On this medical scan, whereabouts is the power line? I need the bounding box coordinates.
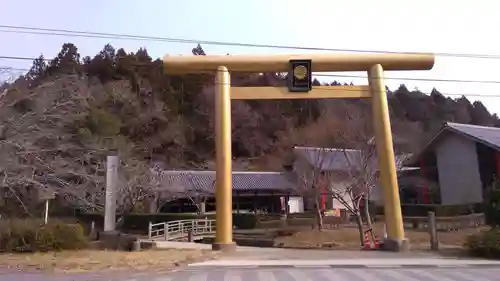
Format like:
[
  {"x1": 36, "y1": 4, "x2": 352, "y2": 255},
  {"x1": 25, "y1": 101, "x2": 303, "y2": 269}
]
[
  {"x1": 1, "y1": 69, "x2": 498, "y2": 99},
  {"x1": 1, "y1": 55, "x2": 500, "y2": 99},
  {"x1": 2, "y1": 25, "x2": 500, "y2": 60},
  {"x1": 1, "y1": 55, "x2": 500, "y2": 86},
  {"x1": 0, "y1": 29, "x2": 159, "y2": 43},
  {"x1": 0, "y1": 66, "x2": 27, "y2": 71},
  {"x1": 1, "y1": 63, "x2": 499, "y2": 99},
  {"x1": 1, "y1": 27, "x2": 500, "y2": 85},
  {"x1": 1, "y1": 26, "x2": 500, "y2": 84},
  {"x1": 313, "y1": 73, "x2": 500, "y2": 85}
]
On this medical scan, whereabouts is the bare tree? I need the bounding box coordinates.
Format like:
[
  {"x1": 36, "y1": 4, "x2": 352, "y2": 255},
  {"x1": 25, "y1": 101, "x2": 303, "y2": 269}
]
[
  {"x1": 293, "y1": 146, "x2": 335, "y2": 230},
  {"x1": 329, "y1": 102, "x2": 411, "y2": 245},
  {"x1": 293, "y1": 145, "x2": 373, "y2": 242},
  {"x1": 0, "y1": 75, "x2": 157, "y2": 217},
  {"x1": 278, "y1": 108, "x2": 343, "y2": 230},
  {"x1": 286, "y1": 101, "x2": 381, "y2": 245},
  {"x1": 196, "y1": 85, "x2": 269, "y2": 157},
  {"x1": 334, "y1": 105, "x2": 378, "y2": 245}
]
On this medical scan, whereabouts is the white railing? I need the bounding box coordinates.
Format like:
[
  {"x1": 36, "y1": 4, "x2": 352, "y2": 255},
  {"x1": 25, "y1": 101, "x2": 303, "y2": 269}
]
[{"x1": 148, "y1": 218, "x2": 216, "y2": 241}]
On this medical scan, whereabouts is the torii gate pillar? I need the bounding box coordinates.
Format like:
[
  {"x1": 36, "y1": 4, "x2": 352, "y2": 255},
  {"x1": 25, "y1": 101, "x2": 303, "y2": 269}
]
[{"x1": 163, "y1": 52, "x2": 435, "y2": 252}]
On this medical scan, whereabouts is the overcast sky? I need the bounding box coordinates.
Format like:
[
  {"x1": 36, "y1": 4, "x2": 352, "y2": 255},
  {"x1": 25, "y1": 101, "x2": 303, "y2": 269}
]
[{"x1": 2, "y1": 0, "x2": 500, "y2": 113}]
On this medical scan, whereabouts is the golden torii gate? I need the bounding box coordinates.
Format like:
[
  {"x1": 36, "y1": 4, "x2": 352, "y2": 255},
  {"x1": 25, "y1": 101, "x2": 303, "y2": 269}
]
[{"x1": 163, "y1": 53, "x2": 435, "y2": 252}]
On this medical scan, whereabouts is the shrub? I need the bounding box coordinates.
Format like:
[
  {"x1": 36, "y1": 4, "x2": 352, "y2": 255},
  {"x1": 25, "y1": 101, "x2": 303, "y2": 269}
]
[
  {"x1": 12, "y1": 98, "x2": 35, "y2": 113},
  {"x1": 398, "y1": 203, "x2": 482, "y2": 217},
  {"x1": 85, "y1": 108, "x2": 122, "y2": 136},
  {"x1": 233, "y1": 214, "x2": 258, "y2": 229},
  {"x1": 464, "y1": 228, "x2": 500, "y2": 259},
  {"x1": 485, "y1": 179, "x2": 500, "y2": 227},
  {"x1": 0, "y1": 219, "x2": 87, "y2": 253}
]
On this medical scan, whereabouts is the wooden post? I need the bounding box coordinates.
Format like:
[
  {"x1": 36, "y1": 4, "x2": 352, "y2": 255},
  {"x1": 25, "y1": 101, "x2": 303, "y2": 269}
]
[
  {"x1": 43, "y1": 199, "x2": 49, "y2": 224},
  {"x1": 188, "y1": 229, "x2": 194, "y2": 242},
  {"x1": 164, "y1": 222, "x2": 168, "y2": 240},
  {"x1": 285, "y1": 195, "x2": 290, "y2": 218},
  {"x1": 235, "y1": 191, "x2": 240, "y2": 214},
  {"x1": 104, "y1": 155, "x2": 119, "y2": 232},
  {"x1": 147, "y1": 196, "x2": 158, "y2": 213},
  {"x1": 200, "y1": 202, "x2": 206, "y2": 215},
  {"x1": 428, "y1": 211, "x2": 439, "y2": 251},
  {"x1": 90, "y1": 220, "x2": 96, "y2": 239},
  {"x1": 39, "y1": 190, "x2": 55, "y2": 225},
  {"x1": 132, "y1": 240, "x2": 141, "y2": 252}
]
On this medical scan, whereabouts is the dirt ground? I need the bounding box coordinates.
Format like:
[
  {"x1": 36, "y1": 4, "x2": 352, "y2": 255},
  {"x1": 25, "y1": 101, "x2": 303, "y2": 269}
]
[
  {"x1": 274, "y1": 222, "x2": 487, "y2": 250},
  {"x1": 0, "y1": 249, "x2": 220, "y2": 273}
]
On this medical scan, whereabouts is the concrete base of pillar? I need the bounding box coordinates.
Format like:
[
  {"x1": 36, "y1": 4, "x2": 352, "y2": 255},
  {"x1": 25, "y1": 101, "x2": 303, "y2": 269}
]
[
  {"x1": 99, "y1": 230, "x2": 119, "y2": 241},
  {"x1": 212, "y1": 242, "x2": 237, "y2": 252},
  {"x1": 99, "y1": 230, "x2": 138, "y2": 251},
  {"x1": 382, "y1": 238, "x2": 410, "y2": 252}
]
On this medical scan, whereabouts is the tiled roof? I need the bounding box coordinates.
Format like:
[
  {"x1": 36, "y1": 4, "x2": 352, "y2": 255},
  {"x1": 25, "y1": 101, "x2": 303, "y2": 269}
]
[
  {"x1": 156, "y1": 170, "x2": 296, "y2": 194},
  {"x1": 406, "y1": 122, "x2": 500, "y2": 165},
  {"x1": 293, "y1": 146, "x2": 410, "y2": 172},
  {"x1": 446, "y1": 122, "x2": 500, "y2": 149}
]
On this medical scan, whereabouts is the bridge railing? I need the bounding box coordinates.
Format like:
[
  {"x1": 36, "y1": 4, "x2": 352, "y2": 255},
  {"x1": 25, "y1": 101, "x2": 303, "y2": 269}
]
[{"x1": 148, "y1": 218, "x2": 216, "y2": 240}]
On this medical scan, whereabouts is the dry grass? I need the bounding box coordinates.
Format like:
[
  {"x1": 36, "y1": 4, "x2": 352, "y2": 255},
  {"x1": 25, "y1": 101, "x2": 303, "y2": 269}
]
[
  {"x1": 274, "y1": 222, "x2": 488, "y2": 250},
  {"x1": 0, "y1": 249, "x2": 220, "y2": 273}
]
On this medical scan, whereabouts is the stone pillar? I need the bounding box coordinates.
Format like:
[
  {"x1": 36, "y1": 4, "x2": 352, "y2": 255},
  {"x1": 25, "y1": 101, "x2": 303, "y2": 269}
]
[{"x1": 104, "y1": 155, "x2": 118, "y2": 232}]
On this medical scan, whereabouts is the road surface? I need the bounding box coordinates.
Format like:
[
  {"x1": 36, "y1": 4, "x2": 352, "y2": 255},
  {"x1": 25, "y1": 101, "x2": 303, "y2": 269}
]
[
  {"x1": 3, "y1": 265, "x2": 499, "y2": 281},
  {"x1": 2, "y1": 247, "x2": 499, "y2": 281},
  {"x1": 132, "y1": 266, "x2": 500, "y2": 281}
]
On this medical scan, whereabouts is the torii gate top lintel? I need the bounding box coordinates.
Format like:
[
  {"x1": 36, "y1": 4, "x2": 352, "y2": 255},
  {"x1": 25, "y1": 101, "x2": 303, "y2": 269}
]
[{"x1": 162, "y1": 53, "x2": 435, "y2": 74}]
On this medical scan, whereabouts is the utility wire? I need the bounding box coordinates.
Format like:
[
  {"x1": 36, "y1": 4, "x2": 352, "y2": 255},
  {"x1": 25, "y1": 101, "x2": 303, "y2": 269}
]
[
  {"x1": 1, "y1": 25, "x2": 500, "y2": 59},
  {"x1": 314, "y1": 73, "x2": 500, "y2": 85},
  {"x1": 0, "y1": 66, "x2": 27, "y2": 71},
  {"x1": 1, "y1": 56, "x2": 500, "y2": 85},
  {"x1": 1, "y1": 26, "x2": 500, "y2": 84},
  {"x1": 0, "y1": 64, "x2": 499, "y2": 99},
  {"x1": 1, "y1": 25, "x2": 500, "y2": 99},
  {"x1": 2, "y1": 27, "x2": 500, "y2": 84}
]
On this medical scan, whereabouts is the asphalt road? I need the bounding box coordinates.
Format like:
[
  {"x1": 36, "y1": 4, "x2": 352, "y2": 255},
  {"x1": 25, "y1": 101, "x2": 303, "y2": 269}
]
[
  {"x1": 3, "y1": 266, "x2": 499, "y2": 281},
  {"x1": 139, "y1": 266, "x2": 500, "y2": 281}
]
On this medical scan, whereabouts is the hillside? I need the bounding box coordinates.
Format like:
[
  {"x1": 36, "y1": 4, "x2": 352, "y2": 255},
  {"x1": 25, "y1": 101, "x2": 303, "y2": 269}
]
[{"x1": 0, "y1": 43, "x2": 498, "y2": 215}]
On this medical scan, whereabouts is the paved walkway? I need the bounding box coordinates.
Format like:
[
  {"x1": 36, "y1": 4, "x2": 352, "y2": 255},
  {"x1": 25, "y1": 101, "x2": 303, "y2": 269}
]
[
  {"x1": 188, "y1": 258, "x2": 500, "y2": 267},
  {"x1": 153, "y1": 242, "x2": 456, "y2": 260},
  {"x1": 169, "y1": 266, "x2": 500, "y2": 281},
  {"x1": 81, "y1": 266, "x2": 500, "y2": 281},
  {"x1": 3, "y1": 246, "x2": 499, "y2": 281},
  {"x1": 4, "y1": 257, "x2": 500, "y2": 281},
  {"x1": 220, "y1": 248, "x2": 442, "y2": 260},
  {"x1": 5, "y1": 266, "x2": 500, "y2": 281}
]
